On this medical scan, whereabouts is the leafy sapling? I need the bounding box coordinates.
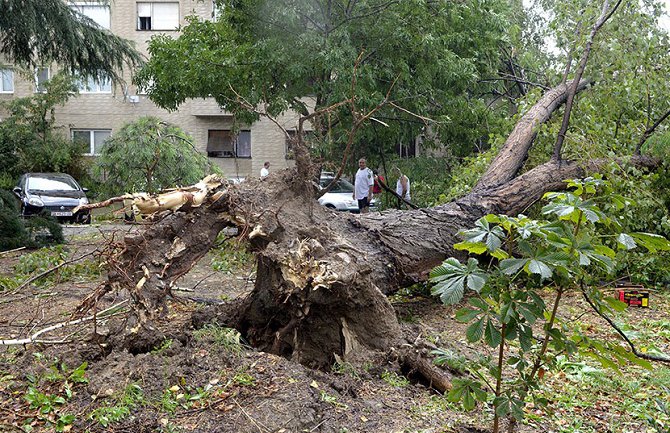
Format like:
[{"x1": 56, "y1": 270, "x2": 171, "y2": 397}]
[{"x1": 429, "y1": 177, "x2": 670, "y2": 433}]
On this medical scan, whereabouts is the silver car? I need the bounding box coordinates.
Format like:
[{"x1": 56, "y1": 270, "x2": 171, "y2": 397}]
[{"x1": 318, "y1": 175, "x2": 376, "y2": 212}]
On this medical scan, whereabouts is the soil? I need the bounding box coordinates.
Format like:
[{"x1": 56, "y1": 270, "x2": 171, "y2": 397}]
[{"x1": 0, "y1": 222, "x2": 668, "y2": 432}]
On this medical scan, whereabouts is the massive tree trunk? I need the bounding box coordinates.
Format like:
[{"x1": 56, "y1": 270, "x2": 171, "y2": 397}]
[{"x1": 92, "y1": 81, "x2": 656, "y2": 367}]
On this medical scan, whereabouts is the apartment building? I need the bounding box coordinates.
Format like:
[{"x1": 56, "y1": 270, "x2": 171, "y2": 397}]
[{"x1": 0, "y1": 0, "x2": 297, "y2": 179}]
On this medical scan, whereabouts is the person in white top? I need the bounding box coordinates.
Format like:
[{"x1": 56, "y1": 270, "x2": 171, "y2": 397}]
[
  {"x1": 260, "y1": 161, "x2": 270, "y2": 177},
  {"x1": 394, "y1": 167, "x2": 410, "y2": 207},
  {"x1": 352, "y1": 158, "x2": 374, "y2": 213}
]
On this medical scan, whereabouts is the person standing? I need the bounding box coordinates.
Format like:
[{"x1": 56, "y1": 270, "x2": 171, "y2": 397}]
[
  {"x1": 372, "y1": 169, "x2": 385, "y2": 198},
  {"x1": 260, "y1": 161, "x2": 270, "y2": 177},
  {"x1": 394, "y1": 167, "x2": 410, "y2": 208},
  {"x1": 353, "y1": 158, "x2": 374, "y2": 213}
]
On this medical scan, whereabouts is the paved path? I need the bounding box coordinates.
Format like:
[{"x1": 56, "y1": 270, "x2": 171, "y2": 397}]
[{"x1": 61, "y1": 222, "x2": 137, "y2": 239}]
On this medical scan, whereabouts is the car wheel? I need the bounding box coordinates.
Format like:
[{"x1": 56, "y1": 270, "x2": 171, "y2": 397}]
[{"x1": 325, "y1": 204, "x2": 336, "y2": 209}]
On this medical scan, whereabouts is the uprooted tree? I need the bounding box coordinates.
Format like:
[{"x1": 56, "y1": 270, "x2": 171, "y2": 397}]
[
  {"x1": 75, "y1": 79, "x2": 657, "y2": 369},
  {"x1": 72, "y1": 0, "x2": 668, "y2": 371}
]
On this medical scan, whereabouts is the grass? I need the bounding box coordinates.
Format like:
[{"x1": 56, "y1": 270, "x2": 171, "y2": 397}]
[
  {"x1": 528, "y1": 326, "x2": 670, "y2": 432},
  {"x1": 209, "y1": 239, "x2": 253, "y2": 273},
  {"x1": 192, "y1": 324, "x2": 244, "y2": 354}
]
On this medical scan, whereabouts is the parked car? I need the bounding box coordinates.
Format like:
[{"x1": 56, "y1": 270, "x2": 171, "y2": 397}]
[
  {"x1": 318, "y1": 174, "x2": 376, "y2": 212},
  {"x1": 13, "y1": 173, "x2": 91, "y2": 224}
]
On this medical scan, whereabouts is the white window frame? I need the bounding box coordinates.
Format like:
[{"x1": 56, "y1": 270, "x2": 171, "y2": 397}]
[
  {"x1": 35, "y1": 67, "x2": 50, "y2": 93},
  {"x1": 78, "y1": 75, "x2": 112, "y2": 94},
  {"x1": 137, "y1": 2, "x2": 180, "y2": 31},
  {"x1": 72, "y1": 129, "x2": 112, "y2": 155},
  {"x1": 0, "y1": 68, "x2": 14, "y2": 93},
  {"x1": 71, "y1": 2, "x2": 111, "y2": 29}
]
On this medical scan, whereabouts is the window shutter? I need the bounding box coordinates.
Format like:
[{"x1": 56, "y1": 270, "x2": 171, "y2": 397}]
[
  {"x1": 137, "y1": 3, "x2": 151, "y2": 17},
  {"x1": 152, "y1": 3, "x2": 179, "y2": 30},
  {"x1": 81, "y1": 5, "x2": 111, "y2": 29}
]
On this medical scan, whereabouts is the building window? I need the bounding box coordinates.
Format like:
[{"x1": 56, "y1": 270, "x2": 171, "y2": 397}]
[
  {"x1": 207, "y1": 130, "x2": 251, "y2": 158},
  {"x1": 35, "y1": 67, "x2": 50, "y2": 93},
  {"x1": 71, "y1": 3, "x2": 111, "y2": 29},
  {"x1": 77, "y1": 75, "x2": 112, "y2": 93},
  {"x1": 137, "y1": 2, "x2": 179, "y2": 30},
  {"x1": 0, "y1": 69, "x2": 13, "y2": 93},
  {"x1": 396, "y1": 140, "x2": 416, "y2": 158},
  {"x1": 72, "y1": 129, "x2": 112, "y2": 155}
]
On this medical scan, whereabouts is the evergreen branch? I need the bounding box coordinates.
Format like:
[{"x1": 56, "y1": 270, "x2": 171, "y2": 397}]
[{"x1": 0, "y1": 0, "x2": 142, "y2": 83}]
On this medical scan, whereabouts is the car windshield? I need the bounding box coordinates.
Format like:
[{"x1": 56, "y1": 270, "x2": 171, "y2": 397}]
[
  {"x1": 320, "y1": 178, "x2": 354, "y2": 193},
  {"x1": 27, "y1": 176, "x2": 78, "y2": 192}
]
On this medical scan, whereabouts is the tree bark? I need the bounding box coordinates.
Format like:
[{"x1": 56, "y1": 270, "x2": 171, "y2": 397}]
[{"x1": 474, "y1": 79, "x2": 590, "y2": 191}]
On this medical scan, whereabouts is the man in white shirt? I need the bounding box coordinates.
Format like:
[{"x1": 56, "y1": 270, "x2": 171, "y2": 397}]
[
  {"x1": 260, "y1": 161, "x2": 270, "y2": 177},
  {"x1": 394, "y1": 167, "x2": 410, "y2": 208},
  {"x1": 352, "y1": 158, "x2": 374, "y2": 213}
]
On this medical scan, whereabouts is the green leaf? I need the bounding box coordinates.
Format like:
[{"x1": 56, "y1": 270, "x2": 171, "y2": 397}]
[
  {"x1": 466, "y1": 317, "x2": 485, "y2": 343},
  {"x1": 630, "y1": 232, "x2": 670, "y2": 253},
  {"x1": 604, "y1": 297, "x2": 628, "y2": 312},
  {"x1": 462, "y1": 388, "x2": 476, "y2": 410},
  {"x1": 455, "y1": 308, "x2": 480, "y2": 323},
  {"x1": 517, "y1": 303, "x2": 541, "y2": 324},
  {"x1": 616, "y1": 233, "x2": 637, "y2": 250},
  {"x1": 469, "y1": 297, "x2": 490, "y2": 311},
  {"x1": 430, "y1": 258, "x2": 488, "y2": 304},
  {"x1": 527, "y1": 259, "x2": 552, "y2": 279},
  {"x1": 459, "y1": 217, "x2": 506, "y2": 253},
  {"x1": 499, "y1": 258, "x2": 527, "y2": 275},
  {"x1": 453, "y1": 241, "x2": 487, "y2": 254},
  {"x1": 518, "y1": 324, "x2": 533, "y2": 352},
  {"x1": 490, "y1": 248, "x2": 509, "y2": 260},
  {"x1": 484, "y1": 319, "x2": 502, "y2": 348}
]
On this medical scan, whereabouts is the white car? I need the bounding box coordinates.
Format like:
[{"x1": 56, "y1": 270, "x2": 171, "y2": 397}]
[{"x1": 318, "y1": 176, "x2": 376, "y2": 212}]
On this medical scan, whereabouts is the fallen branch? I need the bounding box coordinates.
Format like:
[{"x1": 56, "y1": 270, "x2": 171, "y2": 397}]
[
  {"x1": 0, "y1": 246, "x2": 26, "y2": 256},
  {"x1": 0, "y1": 300, "x2": 129, "y2": 346},
  {"x1": 74, "y1": 174, "x2": 224, "y2": 215},
  {"x1": 581, "y1": 284, "x2": 670, "y2": 364},
  {"x1": 10, "y1": 249, "x2": 98, "y2": 295},
  {"x1": 397, "y1": 346, "x2": 453, "y2": 393}
]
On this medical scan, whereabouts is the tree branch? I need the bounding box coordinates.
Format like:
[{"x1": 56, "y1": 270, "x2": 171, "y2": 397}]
[
  {"x1": 552, "y1": 0, "x2": 623, "y2": 161},
  {"x1": 581, "y1": 284, "x2": 670, "y2": 364},
  {"x1": 634, "y1": 107, "x2": 670, "y2": 155},
  {"x1": 474, "y1": 79, "x2": 590, "y2": 192}
]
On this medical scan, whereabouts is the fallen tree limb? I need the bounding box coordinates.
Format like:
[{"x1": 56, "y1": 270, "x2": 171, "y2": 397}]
[
  {"x1": 397, "y1": 346, "x2": 453, "y2": 393},
  {"x1": 581, "y1": 284, "x2": 670, "y2": 365},
  {"x1": 10, "y1": 249, "x2": 98, "y2": 295},
  {"x1": 0, "y1": 300, "x2": 128, "y2": 346},
  {"x1": 74, "y1": 174, "x2": 224, "y2": 215}
]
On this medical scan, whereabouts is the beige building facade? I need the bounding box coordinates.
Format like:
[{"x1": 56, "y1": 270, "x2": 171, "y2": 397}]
[{"x1": 0, "y1": 0, "x2": 297, "y2": 179}]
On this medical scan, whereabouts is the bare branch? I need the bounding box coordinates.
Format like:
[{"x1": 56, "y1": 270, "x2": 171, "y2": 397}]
[
  {"x1": 553, "y1": 0, "x2": 623, "y2": 161},
  {"x1": 581, "y1": 284, "x2": 670, "y2": 364},
  {"x1": 0, "y1": 300, "x2": 129, "y2": 346}
]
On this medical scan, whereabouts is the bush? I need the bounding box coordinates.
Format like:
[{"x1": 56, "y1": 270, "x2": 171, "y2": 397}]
[
  {"x1": 0, "y1": 189, "x2": 64, "y2": 251},
  {"x1": 0, "y1": 189, "x2": 28, "y2": 251}
]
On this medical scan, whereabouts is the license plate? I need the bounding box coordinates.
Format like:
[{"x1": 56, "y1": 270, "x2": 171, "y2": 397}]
[{"x1": 51, "y1": 211, "x2": 73, "y2": 217}]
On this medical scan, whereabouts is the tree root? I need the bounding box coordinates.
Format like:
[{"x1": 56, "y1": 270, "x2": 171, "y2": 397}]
[{"x1": 396, "y1": 345, "x2": 454, "y2": 393}]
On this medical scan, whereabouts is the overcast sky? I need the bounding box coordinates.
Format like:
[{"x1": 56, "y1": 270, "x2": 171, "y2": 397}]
[{"x1": 662, "y1": 0, "x2": 670, "y2": 30}]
